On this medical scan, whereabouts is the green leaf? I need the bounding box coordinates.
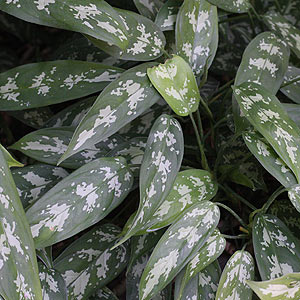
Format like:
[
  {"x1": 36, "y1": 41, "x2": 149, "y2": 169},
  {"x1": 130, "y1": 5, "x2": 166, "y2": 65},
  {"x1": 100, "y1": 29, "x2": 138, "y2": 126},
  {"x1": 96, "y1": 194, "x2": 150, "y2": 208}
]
[
  {"x1": 215, "y1": 250, "x2": 255, "y2": 300},
  {"x1": 134, "y1": 0, "x2": 164, "y2": 20},
  {"x1": 233, "y1": 82, "x2": 300, "y2": 183},
  {"x1": 207, "y1": 0, "x2": 250, "y2": 13},
  {"x1": 11, "y1": 164, "x2": 69, "y2": 209},
  {"x1": 0, "y1": 0, "x2": 129, "y2": 51},
  {"x1": 155, "y1": 0, "x2": 181, "y2": 31},
  {"x1": 264, "y1": 12, "x2": 300, "y2": 59},
  {"x1": 247, "y1": 273, "x2": 300, "y2": 300},
  {"x1": 243, "y1": 131, "x2": 297, "y2": 188},
  {"x1": 147, "y1": 55, "x2": 200, "y2": 116},
  {"x1": 89, "y1": 287, "x2": 119, "y2": 300},
  {"x1": 147, "y1": 168, "x2": 218, "y2": 231},
  {"x1": 287, "y1": 184, "x2": 300, "y2": 214},
  {"x1": 252, "y1": 214, "x2": 300, "y2": 280},
  {"x1": 88, "y1": 8, "x2": 166, "y2": 61},
  {"x1": 176, "y1": 0, "x2": 218, "y2": 76},
  {"x1": 59, "y1": 63, "x2": 162, "y2": 162},
  {"x1": 54, "y1": 223, "x2": 129, "y2": 299},
  {"x1": 0, "y1": 61, "x2": 122, "y2": 110},
  {"x1": 0, "y1": 144, "x2": 23, "y2": 168},
  {"x1": 283, "y1": 103, "x2": 300, "y2": 128},
  {"x1": 139, "y1": 201, "x2": 220, "y2": 300},
  {"x1": 0, "y1": 147, "x2": 42, "y2": 300},
  {"x1": 26, "y1": 157, "x2": 133, "y2": 248},
  {"x1": 281, "y1": 66, "x2": 300, "y2": 104},
  {"x1": 115, "y1": 114, "x2": 184, "y2": 246}
]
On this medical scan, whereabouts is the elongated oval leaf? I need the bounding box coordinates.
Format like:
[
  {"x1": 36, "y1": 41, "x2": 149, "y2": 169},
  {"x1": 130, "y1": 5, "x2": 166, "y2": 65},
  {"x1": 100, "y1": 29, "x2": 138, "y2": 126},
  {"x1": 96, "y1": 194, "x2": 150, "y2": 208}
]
[
  {"x1": 207, "y1": 0, "x2": 250, "y2": 13},
  {"x1": 252, "y1": 214, "x2": 300, "y2": 280},
  {"x1": 155, "y1": 0, "x2": 181, "y2": 31},
  {"x1": 26, "y1": 157, "x2": 133, "y2": 248},
  {"x1": 264, "y1": 12, "x2": 300, "y2": 58},
  {"x1": 54, "y1": 223, "x2": 129, "y2": 299},
  {"x1": 139, "y1": 201, "x2": 220, "y2": 300},
  {"x1": 59, "y1": 63, "x2": 162, "y2": 162},
  {"x1": 176, "y1": 0, "x2": 218, "y2": 76},
  {"x1": 233, "y1": 82, "x2": 300, "y2": 182},
  {"x1": 281, "y1": 66, "x2": 300, "y2": 104},
  {"x1": 0, "y1": 0, "x2": 128, "y2": 50},
  {"x1": 247, "y1": 273, "x2": 300, "y2": 300},
  {"x1": 243, "y1": 131, "x2": 297, "y2": 188},
  {"x1": 147, "y1": 55, "x2": 200, "y2": 116},
  {"x1": 134, "y1": 0, "x2": 163, "y2": 20},
  {"x1": 0, "y1": 144, "x2": 23, "y2": 168},
  {"x1": 0, "y1": 61, "x2": 122, "y2": 110},
  {"x1": 215, "y1": 250, "x2": 255, "y2": 300},
  {"x1": 115, "y1": 114, "x2": 184, "y2": 246},
  {"x1": 0, "y1": 147, "x2": 42, "y2": 299},
  {"x1": 288, "y1": 184, "x2": 300, "y2": 213}
]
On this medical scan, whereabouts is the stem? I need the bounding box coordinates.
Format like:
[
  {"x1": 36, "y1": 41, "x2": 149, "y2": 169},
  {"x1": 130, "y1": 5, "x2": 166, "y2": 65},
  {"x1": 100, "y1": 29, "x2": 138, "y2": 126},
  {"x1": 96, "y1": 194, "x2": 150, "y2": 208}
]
[
  {"x1": 196, "y1": 110, "x2": 204, "y2": 139},
  {"x1": 222, "y1": 234, "x2": 249, "y2": 240},
  {"x1": 216, "y1": 79, "x2": 235, "y2": 95},
  {"x1": 215, "y1": 202, "x2": 249, "y2": 229},
  {"x1": 204, "y1": 117, "x2": 227, "y2": 142},
  {"x1": 283, "y1": 0, "x2": 292, "y2": 14},
  {"x1": 219, "y1": 14, "x2": 249, "y2": 24},
  {"x1": 274, "y1": 0, "x2": 283, "y2": 14},
  {"x1": 189, "y1": 113, "x2": 210, "y2": 171},
  {"x1": 248, "y1": 11, "x2": 256, "y2": 37},
  {"x1": 250, "y1": 4, "x2": 262, "y2": 21},
  {"x1": 280, "y1": 76, "x2": 300, "y2": 88},
  {"x1": 199, "y1": 95, "x2": 214, "y2": 121},
  {"x1": 161, "y1": 48, "x2": 172, "y2": 59}
]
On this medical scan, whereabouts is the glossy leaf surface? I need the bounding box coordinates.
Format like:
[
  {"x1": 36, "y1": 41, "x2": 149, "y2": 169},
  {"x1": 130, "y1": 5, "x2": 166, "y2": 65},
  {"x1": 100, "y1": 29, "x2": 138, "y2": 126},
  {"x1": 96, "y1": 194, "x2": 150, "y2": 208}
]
[
  {"x1": 288, "y1": 184, "x2": 300, "y2": 213},
  {"x1": 0, "y1": 144, "x2": 23, "y2": 168},
  {"x1": 134, "y1": 0, "x2": 163, "y2": 20},
  {"x1": 155, "y1": 0, "x2": 181, "y2": 31},
  {"x1": 281, "y1": 66, "x2": 300, "y2": 104},
  {"x1": 207, "y1": 0, "x2": 250, "y2": 13}
]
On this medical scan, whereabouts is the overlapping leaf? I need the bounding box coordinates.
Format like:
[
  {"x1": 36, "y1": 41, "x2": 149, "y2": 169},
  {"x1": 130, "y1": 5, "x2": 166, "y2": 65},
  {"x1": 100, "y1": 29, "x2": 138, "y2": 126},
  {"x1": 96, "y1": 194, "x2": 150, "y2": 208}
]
[
  {"x1": 0, "y1": 147, "x2": 42, "y2": 299},
  {"x1": 59, "y1": 63, "x2": 162, "y2": 162},
  {"x1": 252, "y1": 214, "x2": 300, "y2": 280},
  {"x1": 283, "y1": 103, "x2": 300, "y2": 127},
  {"x1": 0, "y1": 61, "x2": 122, "y2": 110},
  {"x1": 176, "y1": 0, "x2": 218, "y2": 77},
  {"x1": 287, "y1": 184, "x2": 300, "y2": 213},
  {"x1": 215, "y1": 250, "x2": 255, "y2": 300},
  {"x1": 155, "y1": 0, "x2": 181, "y2": 31},
  {"x1": 233, "y1": 82, "x2": 300, "y2": 182},
  {"x1": 281, "y1": 66, "x2": 300, "y2": 104},
  {"x1": 134, "y1": 0, "x2": 163, "y2": 20},
  {"x1": 0, "y1": 144, "x2": 23, "y2": 168},
  {"x1": 89, "y1": 287, "x2": 119, "y2": 300},
  {"x1": 207, "y1": 0, "x2": 250, "y2": 13},
  {"x1": 147, "y1": 55, "x2": 200, "y2": 116},
  {"x1": 139, "y1": 201, "x2": 220, "y2": 300},
  {"x1": 54, "y1": 223, "x2": 129, "y2": 299},
  {"x1": 0, "y1": 0, "x2": 129, "y2": 50},
  {"x1": 26, "y1": 157, "x2": 133, "y2": 248}
]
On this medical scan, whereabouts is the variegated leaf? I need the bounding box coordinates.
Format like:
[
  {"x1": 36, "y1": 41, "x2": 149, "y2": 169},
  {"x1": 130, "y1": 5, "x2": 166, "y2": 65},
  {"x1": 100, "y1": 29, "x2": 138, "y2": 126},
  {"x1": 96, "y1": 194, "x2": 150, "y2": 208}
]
[
  {"x1": 26, "y1": 157, "x2": 133, "y2": 248},
  {"x1": 11, "y1": 164, "x2": 69, "y2": 209},
  {"x1": 281, "y1": 66, "x2": 300, "y2": 104},
  {"x1": 288, "y1": 184, "x2": 300, "y2": 213},
  {"x1": 247, "y1": 273, "x2": 300, "y2": 300},
  {"x1": 89, "y1": 287, "x2": 119, "y2": 300},
  {"x1": 155, "y1": 0, "x2": 181, "y2": 31},
  {"x1": 147, "y1": 55, "x2": 200, "y2": 116},
  {"x1": 207, "y1": 0, "x2": 250, "y2": 13},
  {"x1": 134, "y1": 0, "x2": 164, "y2": 20},
  {"x1": 215, "y1": 250, "x2": 255, "y2": 300},
  {"x1": 0, "y1": 146, "x2": 42, "y2": 299},
  {"x1": 54, "y1": 224, "x2": 129, "y2": 300},
  {"x1": 0, "y1": 0, "x2": 129, "y2": 50},
  {"x1": 176, "y1": 0, "x2": 218, "y2": 77},
  {"x1": 233, "y1": 82, "x2": 300, "y2": 183},
  {"x1": 139, "y1": 201, "x2": 220, "y2": 300},
  {"x1": 264, "y1": 12, "x2": 300, "y2": 58},
  {"x1": 243, "y1": 131, "x2": 297, "y2": 188},
  {"x1": 0, "y1": 144, "x2": 23, "y2": 168},
  {"x1": 0, "y1": 61, "x2": 122, "y2": 110},
  {"x1": 253, "y1": 214, "x2": 300, "y2": 280},
  {"x1": 88, "y1": 8, "x2": 166, "y2": 61},
  {"x1": 59, "y1": 63, "x2": 162, "y2": 162},
  {"x1": 115, "y1": 114, "x2": 184, "y2": 246}
]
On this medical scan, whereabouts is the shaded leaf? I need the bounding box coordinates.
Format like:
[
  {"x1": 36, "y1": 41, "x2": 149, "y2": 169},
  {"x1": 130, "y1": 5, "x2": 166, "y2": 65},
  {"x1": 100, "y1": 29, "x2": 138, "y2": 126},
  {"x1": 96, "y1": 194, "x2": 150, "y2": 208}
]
[
  {"x1": 283, "y1": 103, "x2": 300, "y2": 128},
  {"x1": 134, "y1": 0, "x2": 164, "y2": 20},
  {"x1": 0, "y1": 144, "x2": 23, "y2": 168},
  {"x1": 207, "y1": 0, "x2": 250, "y2": 13},
  {"x1": 89, "y1": 287, "x2": 119, "y2": 300},
  {"x1": 287, "y1": 184, "x2": 300, "y2": 213},
  {"x1": 155, "y1": 0, "x2": 181, "y2": 31},
  {"x1": 281, "y1": 66, "x2": 300, "y2": 104}
]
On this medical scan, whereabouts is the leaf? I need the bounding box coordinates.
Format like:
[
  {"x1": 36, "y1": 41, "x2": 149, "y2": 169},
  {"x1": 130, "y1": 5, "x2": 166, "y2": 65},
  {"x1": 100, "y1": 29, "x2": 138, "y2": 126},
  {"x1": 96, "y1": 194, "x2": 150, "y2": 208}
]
[
  {"x1": 147, "y1": 168, "x2": 218, "y2": 231},
  {"x1": 176, "y1": 0, "x2": 218, "y2": 76},
  {"x1": 155, "y1": 0, "x2": 181, "y2": 31},
  {"x1": 283, "y1": 103, "x2": 300, "y2": 128},
  {"x1": 233, "y1": 82, "x2": 300, "y2": 183},
  {"x1": 11, "y1": 164, "x2": 69, "y2": 209},
  {"x1": 59, "y1": 63, "x2": 162, "y2": 162},
  {"x1": 10, "y1": 126, "x2": 126, "y2": 169},
  {"x1": 215, "y1": 250, "x2": 255, "y2": 300},
  {"x1": 89, "y1": 287, "x2": 119, "y2": 300},
  {"x1": 0, "y1": 0, "x2": 129, "y2": 51},
  {"x1": 0, "y1": 60, "x2": 122, "y2": 110},
  {"x1": 139, "y1": 201, "x2": 220, "y2": 300},
  {"x1": 147, "y1": 55, "x2": 200, "y2": 116},
  {"x1": 177, "y1": 229, "x2": 225, "y2": 300},
  {"x1": 0, "y1": 144, "x2": 23, "y2": 168},
  {"x1": 115, "y1": 114, "x2": 184, "y2": 246},
  {"x1": 287, "y1": 184, "x2": 300, "y2": 214},
  {"x1": 88, "y1": 8, "x2": 166, "y2": 61},
  {"x1": 134, "y1": 0, "x2": 164, "y2": 20},
  {"x1": 207, "y1": 0, "x2": 250, "y2": 13},
  {"x1": 252, "y1": 214, "x2": 300, "y2": 280},
  {"x1": 247, "y1": 273, "x2": 300, "y2": 300},
  {"x1": 38, "y1": 262, "x2": 67, "y2": 300},
  {"x1": 26, "y1": 157, "x2": 133, "y2": 248},
  {"x1": 54, "y1": 223, "x2": 129, "y2": 299},
  {"x1": 281, "y1": 66, "x2": 300, "y2": 104},
  {"x1": 243, "y1": 131, "x2": 297, "y2": 188},
  {"x1": 0, "y1": 147, "x2": 42, "y2": 300},
  {"x1": 264, "y1": 12, "x2": 300, "y2": 59}
]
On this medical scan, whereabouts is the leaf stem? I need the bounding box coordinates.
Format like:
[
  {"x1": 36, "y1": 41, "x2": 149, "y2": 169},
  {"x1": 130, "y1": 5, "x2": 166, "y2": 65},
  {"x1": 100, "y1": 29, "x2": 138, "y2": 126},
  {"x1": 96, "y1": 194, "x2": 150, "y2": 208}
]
[
  {"x1": 199, "y1": 95, "x2": 214, "y2": 121},
  {"x1": 161, "y1": 48, "x2": 172, "y2": 59},
  {"x1": 249, "y1": 4, "x2": 262, "y2": 21},
  {"x1": 280, "y1": 76, "x2": 300, "y2": 88},
  {"x1": 222, "y1": 234, "x2": 249, "y2": 239},
  {"x1": 219, "y1": 14, "x2": 249, "y2": 24},
  {"x1": 274, "y1": 0, "x2": 283, "y2": 14}
]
